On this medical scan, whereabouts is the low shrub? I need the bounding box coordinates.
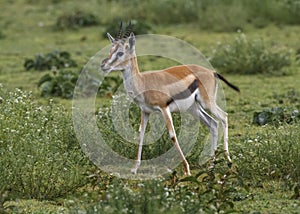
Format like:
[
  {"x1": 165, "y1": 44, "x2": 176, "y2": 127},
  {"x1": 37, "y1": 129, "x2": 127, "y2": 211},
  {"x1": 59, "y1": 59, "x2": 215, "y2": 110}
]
[
  {"x1": 0, "y1": 87, "x2": 90, "y2": 202},
  {"x1": 69, "y1": 156, "x2": 248, "y2": 213},
  {"x1": 279, "y1": 0, "x2": 300, "y2": 25},
  {"x1": 37, "y1": 70, "x2": 123, "y2": 99},
  {"x1": 108, "y1": 0, "x2": 300, "y2": 31},
  {"x1": 253, "y1": 107, "x2": 299, "y2": 126},
  {"x1": 55, "y1": 11, "x2": 98, "y2": 30},
  {"x1": 38, "y1": 69, "x2": 78, "y2": 99},
  {"x1": 210, "y1": 34, "x2": 293, "y2": 75},
  {"x1": 234, "y1": 124, "x2": 300, "y2": 185},
  {"x1": 24, "y1": 50, "x2": 77, "y2": 71}
]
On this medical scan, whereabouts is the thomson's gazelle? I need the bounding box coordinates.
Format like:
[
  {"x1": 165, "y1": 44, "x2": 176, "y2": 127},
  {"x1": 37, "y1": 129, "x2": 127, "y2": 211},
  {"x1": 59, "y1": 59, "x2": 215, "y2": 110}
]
[{"x1": 101, "y1": 23, "x2": 240, "y2": 175}]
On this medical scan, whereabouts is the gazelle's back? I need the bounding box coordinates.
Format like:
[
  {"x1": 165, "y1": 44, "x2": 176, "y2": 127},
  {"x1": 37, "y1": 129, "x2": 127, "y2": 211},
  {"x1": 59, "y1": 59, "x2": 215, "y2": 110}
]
[{"x1": 140, "y1": 64, "x2": 217, "y2": 110}]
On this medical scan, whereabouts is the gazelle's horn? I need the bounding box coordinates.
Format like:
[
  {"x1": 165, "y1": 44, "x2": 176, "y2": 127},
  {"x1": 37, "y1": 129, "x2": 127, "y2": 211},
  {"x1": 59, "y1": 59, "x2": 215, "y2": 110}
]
[
  {"x1": 122, "y1": 21, "x2": 132, "y2": 42},
  {"x1": 116, "y1": 21, "x2": 123, "y2": 40}
]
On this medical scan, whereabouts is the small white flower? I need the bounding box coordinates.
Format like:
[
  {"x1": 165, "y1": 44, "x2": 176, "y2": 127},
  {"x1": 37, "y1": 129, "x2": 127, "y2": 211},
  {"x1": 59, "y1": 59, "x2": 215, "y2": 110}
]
[{"x1": 38, "y1": 22, "x2": 44, "y2": 27}]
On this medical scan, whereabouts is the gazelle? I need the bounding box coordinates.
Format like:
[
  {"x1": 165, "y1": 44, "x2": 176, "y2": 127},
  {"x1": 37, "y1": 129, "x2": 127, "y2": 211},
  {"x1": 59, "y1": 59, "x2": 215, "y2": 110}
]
[{"x1": 101, "y1": 22, "x2": 240, "y2": 176}]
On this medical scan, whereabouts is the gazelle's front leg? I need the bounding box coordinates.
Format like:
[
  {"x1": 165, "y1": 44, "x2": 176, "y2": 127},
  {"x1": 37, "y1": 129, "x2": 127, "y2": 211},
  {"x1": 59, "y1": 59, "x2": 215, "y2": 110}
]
[
  {"x1": 131, "y1": 111, "x2": 149, "y2": 174},
  {"x1": 161, "y1": 107, "x2": 191, "y2": 176}
]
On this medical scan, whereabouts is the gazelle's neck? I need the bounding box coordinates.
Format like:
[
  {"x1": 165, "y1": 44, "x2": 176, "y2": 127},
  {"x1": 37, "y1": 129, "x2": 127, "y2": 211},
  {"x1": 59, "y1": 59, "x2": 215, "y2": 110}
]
[
  {"x1": 122, "y1": 55, "x2": 141, "y2": 98},
  {"x1": 123, "y1": 55, "x2": 140, "y2": 76}
]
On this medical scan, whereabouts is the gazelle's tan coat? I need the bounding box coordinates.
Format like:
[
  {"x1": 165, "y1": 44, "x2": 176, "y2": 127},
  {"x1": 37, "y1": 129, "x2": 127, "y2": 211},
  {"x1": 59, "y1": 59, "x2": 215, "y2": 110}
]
[{"x1": 101, "y1": 24, "x2": 239, "y2": 175}]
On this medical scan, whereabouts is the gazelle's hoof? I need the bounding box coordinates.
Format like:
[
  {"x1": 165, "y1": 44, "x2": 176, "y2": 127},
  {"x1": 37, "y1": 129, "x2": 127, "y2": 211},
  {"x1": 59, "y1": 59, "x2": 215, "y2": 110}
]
[
  {"x1": 131, "y1": 161, "x2": 140, "y2": 174},
  {"x1": 184, "y1": 170, "x2": 191, "y2": 176},
  {"x1": 131, "y1": 168, "x2": 137, "y2": 174},
  {"x1": 224, "y1": 150, "x2": 232, "y2": 163}
]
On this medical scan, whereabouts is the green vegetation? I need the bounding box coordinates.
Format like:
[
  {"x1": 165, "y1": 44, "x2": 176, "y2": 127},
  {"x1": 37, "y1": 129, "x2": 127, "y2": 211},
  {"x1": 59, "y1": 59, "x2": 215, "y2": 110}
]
[
  {"x1": 210, "y1": 33, "x2": 294, "y2": 75},
  {"x1": 0, "y1": 87, "x2": 90, "y2": 202},
  {"x1": 69, "y1": 159, "x2": 248, "y2": 213},
  {"x1": 55, "y1": 11, "x2": 98, "y2": 30},
  {"x1": 24, "y1": 50, "x2": 77, "y2": 71},
  {"x1": 38, "y1": 69, "x2": 79, "y2": 99},
  {"x1": 0, "y1": 0, "x2": 299, "y2": 213},
  {"x1": 106, "y1": 0, "x2": 300, "y2": 31},
  {"x1": 253, "y1": 107, "x2": 299, "y2": 126}
]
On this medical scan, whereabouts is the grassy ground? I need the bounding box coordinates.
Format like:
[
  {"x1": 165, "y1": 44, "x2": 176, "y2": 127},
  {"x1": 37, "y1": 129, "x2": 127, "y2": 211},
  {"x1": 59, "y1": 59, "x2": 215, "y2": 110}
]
[
  {"x1": 1, "y1": 0, "x2": 300, "y2": 213},
  {"x1": 4, "y1": 184, "x2": 299, "y2": 213}
]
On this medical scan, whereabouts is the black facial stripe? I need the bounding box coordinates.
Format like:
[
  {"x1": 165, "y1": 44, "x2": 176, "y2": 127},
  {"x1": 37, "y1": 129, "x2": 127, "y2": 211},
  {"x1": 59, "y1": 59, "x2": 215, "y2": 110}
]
[
  {"x1": 166, "y1": 79, "x2": 198, "y2": 106},
  {"x1": 101, "y1": 58, "x2": 108, "y2": 65}
]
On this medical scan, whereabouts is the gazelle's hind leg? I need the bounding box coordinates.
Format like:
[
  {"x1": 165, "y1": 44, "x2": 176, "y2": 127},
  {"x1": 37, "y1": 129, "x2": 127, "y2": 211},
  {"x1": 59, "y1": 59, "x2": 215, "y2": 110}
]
[
  {"x1": 210, "y1": 105, "x2": 232, "y2": 165},
  {"x1": 189, "y1": 103, "x2": 219, "y2": 161}
]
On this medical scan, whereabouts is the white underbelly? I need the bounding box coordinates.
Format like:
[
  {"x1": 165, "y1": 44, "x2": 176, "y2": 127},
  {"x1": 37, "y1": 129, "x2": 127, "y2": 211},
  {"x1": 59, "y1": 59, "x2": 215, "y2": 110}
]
[
  {"x1": 168, "y1": 90, "x2": 198, "y2": 112},
  {"x1": 140, "y1": 103, "x2": 160, "y2": 113}
]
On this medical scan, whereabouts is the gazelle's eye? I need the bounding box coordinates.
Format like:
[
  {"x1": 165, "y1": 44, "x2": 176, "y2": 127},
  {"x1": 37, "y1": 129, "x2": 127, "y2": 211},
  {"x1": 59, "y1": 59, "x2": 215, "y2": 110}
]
[{"x1": 117, "y1": 52, "x2": 124, "y2": 57}]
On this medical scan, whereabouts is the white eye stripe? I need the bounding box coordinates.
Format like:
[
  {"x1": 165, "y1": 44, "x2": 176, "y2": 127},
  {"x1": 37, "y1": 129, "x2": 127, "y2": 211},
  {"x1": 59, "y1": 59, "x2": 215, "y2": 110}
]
[{"x1": 109, "y1": 51, "x2": 124, "y2": 64}]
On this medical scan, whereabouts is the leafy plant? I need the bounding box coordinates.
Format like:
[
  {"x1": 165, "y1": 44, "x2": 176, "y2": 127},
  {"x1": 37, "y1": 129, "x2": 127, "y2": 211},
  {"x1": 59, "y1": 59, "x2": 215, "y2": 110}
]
[
  {"x1": 55, "y1": 11, "x2": 98, "y2": 30},
  {"x1": 175, "y1": 156, "x2": 248, "y2": 213},
  {"x1": 24, "y1": 50, "x2": 77, "y2": 71},
  {"x1": 234, "y1": 124, "x2": 300, "y2": 185},
  {"x1": 68, "y1": 154, "x2": 248, "y2": 213},
  {"x1": 253, "y1": 107, "x2": 299, "y2": 126},
  {"x1": 0, "y1": 87, "x2": 90, "y2": 202},
  {"x1": 38, "y1": 69, "x2": 78, "y2": 99},
  {"x1": 210, "y1": 33, "x2": 293, "y2": 75},
  {"x1": 38, "y1": 70, "x2": 124, "y2": 99}
]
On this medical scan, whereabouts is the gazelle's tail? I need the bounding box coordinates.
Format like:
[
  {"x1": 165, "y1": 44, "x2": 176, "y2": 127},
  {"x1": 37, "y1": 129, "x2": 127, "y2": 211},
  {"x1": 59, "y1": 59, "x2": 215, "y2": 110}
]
[{"x1": 214, "y1": 73, "x2": 240, "y2": 92}]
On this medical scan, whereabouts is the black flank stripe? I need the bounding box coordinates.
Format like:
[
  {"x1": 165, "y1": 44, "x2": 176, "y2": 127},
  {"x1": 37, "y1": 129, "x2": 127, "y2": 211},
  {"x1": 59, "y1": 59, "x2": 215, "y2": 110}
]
[{"x1": 166, "y1": 79, "x2": 198, "y2": 106}]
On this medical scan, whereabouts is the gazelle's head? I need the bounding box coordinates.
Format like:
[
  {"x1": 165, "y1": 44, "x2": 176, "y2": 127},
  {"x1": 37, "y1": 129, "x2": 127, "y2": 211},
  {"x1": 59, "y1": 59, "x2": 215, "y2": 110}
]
[{"x1": 101, "y1": 22, "x2": 136, "y2": 73}]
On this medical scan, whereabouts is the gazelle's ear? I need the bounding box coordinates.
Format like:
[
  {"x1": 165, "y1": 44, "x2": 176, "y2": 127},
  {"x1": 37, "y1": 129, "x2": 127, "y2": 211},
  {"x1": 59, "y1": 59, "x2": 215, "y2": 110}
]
[
  {"x1": 107, "y1": 33, "x2": 116, "y2": 43},
  {"x1": 129, "y1": 32, "x2": 135, "y2": 53}
]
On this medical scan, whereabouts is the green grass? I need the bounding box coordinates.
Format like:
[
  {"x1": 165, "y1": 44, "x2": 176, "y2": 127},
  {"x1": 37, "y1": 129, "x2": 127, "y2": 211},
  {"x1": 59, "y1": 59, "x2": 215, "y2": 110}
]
[
  {"x1": 235, "y1": 181, "x2": 300, "y2": 213},
  {"x1": 0, "y1": 0, "x2": 300, "y2": 213}
]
